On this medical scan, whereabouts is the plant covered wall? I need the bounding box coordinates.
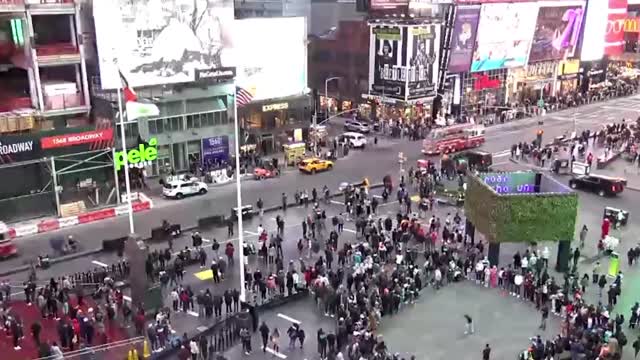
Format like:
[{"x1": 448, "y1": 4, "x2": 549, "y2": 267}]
[{"x1": 465, "y1": 173, "x2": 578, "y2": 243}]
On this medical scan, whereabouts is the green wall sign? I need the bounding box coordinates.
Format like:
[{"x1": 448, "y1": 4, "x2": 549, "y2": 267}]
[{"x1": 115, "y1": 138, "x2": 158, "y2": 171}]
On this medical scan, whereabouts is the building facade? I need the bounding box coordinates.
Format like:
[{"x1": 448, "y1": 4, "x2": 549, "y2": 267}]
[
  {"x1": 308, "y1": 20, "x2": 369, "y2": 115},
  {"x1": 0, "y1": 0, "x2": 116, "y2": 222}
]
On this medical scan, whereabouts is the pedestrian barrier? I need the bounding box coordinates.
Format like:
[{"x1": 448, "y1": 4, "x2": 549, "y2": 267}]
[
  {"x1": 198, "y1": 214, "x2": 226, "y2": 228},
  {"x1": 102, "y1": 236, "x2": 128, "y2": 252},
  {"x1": 7, "y1": 192, "x2": 154, "y2": 240}
]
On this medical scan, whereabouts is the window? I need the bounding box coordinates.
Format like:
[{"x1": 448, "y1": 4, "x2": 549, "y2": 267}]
[
  {"x1": 148, "y1": 119, "x2": 163, "y2": 134},
  {"x1": 117, "y1": 122, "x2": 139, "y2": 138},
  {"x1": 203, "y1": 112, "x2": 214, "y2": 127},
  {"x1": 187, "y1": 114, "x2": 201, "y2": 129},
  {"x1": 219, "y1": 111, "x2": 228, "y2": 124}
]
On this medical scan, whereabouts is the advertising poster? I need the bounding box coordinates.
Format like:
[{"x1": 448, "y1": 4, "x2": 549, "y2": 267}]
[
  {"x1": 201, "y1": 136, "x2": 229, "y2": 167},
  {"x1": 448, "y1": 6, "x2": 481, "y2": 73},
  {"x1": 93, "y1": 0, "x2": 235, "y2": 89},
  {"x1": 529, "y1": 1, "x2": 585, "y2": 63},
  {"x1": 471, "y1": 3, "x2": 539, "y2": 72},
  {"x1": 368, "y1": 25, "x2": 406, "y2": 100},
  {"x1": 406, "y1": 25, "x2": 440, "y2": 99},
  {"x1": 229, "y1": 17, "x2": 307, "y2": 101}
]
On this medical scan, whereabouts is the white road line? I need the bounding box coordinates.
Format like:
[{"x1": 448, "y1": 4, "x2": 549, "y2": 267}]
[
  {"x1": 330, "y1": 200, "x2": 344, "y2": 205},
  {"x1": 187, "y1": 310, "x2": 200, "y2": 317},
  {"x1": 123, "y1": 295, "x2": 132, "y2": 302},
  {"x1": 271, "y1": 217, "x2": 277, "y2": 221},
  {"x1": 343, "y1": 228, "x2": 357, "y2": 234},
  {"x1": 202, "y1": 238, "x2": 211, "y2": 243},
  {"x1": 244, "y1": 230, "x2": 259, "y2": 236},
  {"x1": 277, "y1": 313, "x2": 301, "y2": 324},
  {"x1": 91, "y1": 260, "x2": 108, "y2": 267},
  {"x1": 373, "y1": 195, "x2": 383, "y2": 199},
  {"x1": 265, "y1": 347, "x2": 287, "y2": 359},
  {"x1": 493, "y1": 152, "x2": 510, "y2": 158}
]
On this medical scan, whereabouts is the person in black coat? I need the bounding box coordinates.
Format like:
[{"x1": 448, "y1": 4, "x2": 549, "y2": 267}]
[
  {"x1": 259, "y1": 321, "x2": 270, "y2": 352},
  {"x1": 213, "y1": 295, "x2": 223, "y2": 317},
  {"x1": 224, "y1": 290, "x2": 233, "y2": 313}
]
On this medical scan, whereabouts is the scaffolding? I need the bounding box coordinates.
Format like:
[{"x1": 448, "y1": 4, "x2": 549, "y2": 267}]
[
  {"x1": 34, "y1": 336, "x2": 145, "y2": 360},
  {"x1": 0, "y1": 147, "x2": 119, "y2": 223}
]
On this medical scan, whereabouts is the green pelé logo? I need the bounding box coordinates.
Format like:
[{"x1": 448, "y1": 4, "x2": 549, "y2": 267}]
[{"x1": 115, "y1": 138, "x2": 158, "y2": 171}]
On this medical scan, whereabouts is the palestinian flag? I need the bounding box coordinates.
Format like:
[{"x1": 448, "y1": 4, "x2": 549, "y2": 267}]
[{"x1": 119, "y1": 71, "x2": 160, "y2": 120}]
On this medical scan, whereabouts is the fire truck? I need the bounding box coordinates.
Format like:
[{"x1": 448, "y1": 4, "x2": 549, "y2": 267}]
[{"x1": 422, "y1": 123, "x2": 486, "y2": 155}]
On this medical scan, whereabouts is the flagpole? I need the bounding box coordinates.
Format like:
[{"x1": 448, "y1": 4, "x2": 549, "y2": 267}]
[
  {"x1": 233, "y1": 83, "x2": 247, "y2": 303},
  {"x1": 117, "y1": 86, "x2": 135, "y2": 234}
]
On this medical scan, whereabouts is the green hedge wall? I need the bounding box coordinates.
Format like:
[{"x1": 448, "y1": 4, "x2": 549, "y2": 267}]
[{"x1": 465, "y1": 173, "x2": 578, "y2": 243}]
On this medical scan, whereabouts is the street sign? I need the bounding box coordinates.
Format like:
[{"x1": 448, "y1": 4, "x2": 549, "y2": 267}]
[{"x1": 537, "y1": 99, "x2": 544, "y2": 108}]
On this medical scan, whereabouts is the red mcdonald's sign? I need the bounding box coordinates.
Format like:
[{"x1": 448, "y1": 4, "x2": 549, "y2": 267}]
[{"x1": 473, "y1": 74, "x2": 501, "y2": 91}]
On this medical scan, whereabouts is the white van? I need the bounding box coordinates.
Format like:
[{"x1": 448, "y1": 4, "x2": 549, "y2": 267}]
[{"x1": 342, "y1": 132, "x2": 367, "y2": 149}]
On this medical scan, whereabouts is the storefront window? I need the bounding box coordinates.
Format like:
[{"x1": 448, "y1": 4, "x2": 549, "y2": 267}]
[
  {"x1": 187, "y1": 140, "x2": 201, "y2": 171},
  {"x1": 149, "y1": 144, "x2": 171, "y2": 176}
]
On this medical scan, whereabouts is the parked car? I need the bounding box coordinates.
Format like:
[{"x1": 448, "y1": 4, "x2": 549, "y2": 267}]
[
  {"x1": 162, "y1": 179, "x2": 208, "y2": 199},
  {"x1": 299, "y1": 158, "x2": 334, "y2": 174},
  {"x1": 341, "y1": 132, "x2": 367, "y2": 149},
  {"x1": 568, "y1": 174, "x2": 626, "y2": 197},
  {"x1": 344, "y1": 119, "x2": 371, "y2": 133}
]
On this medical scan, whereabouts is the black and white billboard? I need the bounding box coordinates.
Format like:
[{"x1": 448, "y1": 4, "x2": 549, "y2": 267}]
[
  {"x1": 368, "y1": 24, "x2": 440, "y2": 102},
  {"x1": 93, "y1": 0, "x2": 235, "y2": 89}
]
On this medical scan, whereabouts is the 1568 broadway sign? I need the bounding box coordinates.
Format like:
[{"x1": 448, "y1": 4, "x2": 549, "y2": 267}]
[{"x1": 114, "y1": 138, "x2": 158, "y2": 171}]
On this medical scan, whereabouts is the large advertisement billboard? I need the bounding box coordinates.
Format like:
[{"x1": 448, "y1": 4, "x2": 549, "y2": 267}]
[
  {"x1": 471, "y1": 3, "x2": 539, "y2": 72},
  {"x1": 229, "y1": 17, "x2": 307, "y2": 102},
  {"x1": 529, "y1": 1, "x2": 585, "y2": 63},
  {"x1": 406, "y1": 25, "x2": 440, "y2": 99},
  {"x1": 93, "y1": 0, "x2": 235, "y2": 89},
  {"x1": 368, "y1": 24, "x2": 440, "y2": 101},
  {"x1": 448, "y1": 6, "x2": 481, "y2": 73},
  {"x1": 581, "y1": 0, "x2": 628, "y2": 61}
]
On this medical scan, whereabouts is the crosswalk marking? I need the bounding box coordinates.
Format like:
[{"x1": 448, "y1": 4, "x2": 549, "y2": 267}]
[
  {"x1": 265, "y1": 347, "x2": 287, "y2": 359},
  {"x1": 277, "y1": 313, "x2": 301, "y2": 324}
]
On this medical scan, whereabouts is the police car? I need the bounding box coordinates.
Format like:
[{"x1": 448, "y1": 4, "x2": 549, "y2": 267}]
[{"x1": 162, "y1": 178, "x2": 208, "y2": 199}]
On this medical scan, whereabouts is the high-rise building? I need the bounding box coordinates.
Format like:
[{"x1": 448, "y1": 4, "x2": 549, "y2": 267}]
[{"x1": 0, "y1": 0, "x2": 110, "y2": 222}]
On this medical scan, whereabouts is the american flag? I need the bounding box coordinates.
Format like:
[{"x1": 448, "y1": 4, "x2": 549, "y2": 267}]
[{"x1": 236, "y1": 86, "x2": 253, "y2": 107}]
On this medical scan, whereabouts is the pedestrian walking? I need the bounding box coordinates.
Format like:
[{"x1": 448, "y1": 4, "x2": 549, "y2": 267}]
[
  {"x1": 482, "y1": 344, "x2": 491, "y2": 360},
  {"x1": 464, "y1": 314, "x2": 474, "y2": 335},
  {"x1": 259, "y1": 321, "x2": 270, "y2": 352}
]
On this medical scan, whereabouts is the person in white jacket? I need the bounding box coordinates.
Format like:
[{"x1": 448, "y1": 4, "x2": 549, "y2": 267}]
[
  {"x1": 50, "y1": 342, "x2": 64, "y2": 359},
  {"x1": 189, "y1": 340, "x2": 199, "y2": 360}
]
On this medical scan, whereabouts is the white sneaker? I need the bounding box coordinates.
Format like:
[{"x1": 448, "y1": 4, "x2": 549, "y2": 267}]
[{"x1": 14, "y1": 346, "x2": 21, "y2": 350}]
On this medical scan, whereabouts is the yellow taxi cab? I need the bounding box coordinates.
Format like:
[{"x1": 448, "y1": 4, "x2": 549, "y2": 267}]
[{"x1": 298, "y1": 158, "x2": 334, "y2": 174}]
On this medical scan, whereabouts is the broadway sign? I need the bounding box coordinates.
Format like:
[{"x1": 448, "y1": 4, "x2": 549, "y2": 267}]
[{"x1": 0, "y1": 126, "x2": 114, "y2": 165}]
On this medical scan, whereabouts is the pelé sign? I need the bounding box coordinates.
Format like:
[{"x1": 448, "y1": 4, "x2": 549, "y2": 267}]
[{"x1": 115, "y1": 138, "x2": 158, "y2": 172}]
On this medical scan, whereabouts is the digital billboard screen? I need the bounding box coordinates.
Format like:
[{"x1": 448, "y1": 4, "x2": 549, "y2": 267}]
[
  {"x1": 229, "y1": 17, "x2": 307, "y2": 101},
  {"x1": 93, "y1": 0, "x2": 235, "y2": 89},
  {"x1": 471, "y1": 2, "x2": 539, "y2": 72},
  {"x1": 448, "y1": 6, "x2": 480, "y2": 73},
  {"x1": 580, "y1": 0, "x2": 614, "y2": 61},
  {"x1": 529, "y1": 1, "x2": 585, "y2": 63}
]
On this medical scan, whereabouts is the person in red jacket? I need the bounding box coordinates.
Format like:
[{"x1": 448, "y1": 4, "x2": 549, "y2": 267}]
[
  {"x1": 225, "y1": 243, "x2": 235, "y2": 266},
  {"x1": 601, "y1": 218, "x2": 611, "y2": 239}
]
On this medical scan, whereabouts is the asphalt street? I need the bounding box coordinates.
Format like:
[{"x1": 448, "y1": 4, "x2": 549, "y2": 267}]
[{"x1": 5, "y1": 95, "x2": 640, "y2": 273}]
